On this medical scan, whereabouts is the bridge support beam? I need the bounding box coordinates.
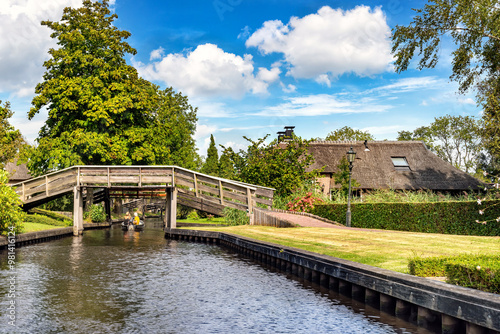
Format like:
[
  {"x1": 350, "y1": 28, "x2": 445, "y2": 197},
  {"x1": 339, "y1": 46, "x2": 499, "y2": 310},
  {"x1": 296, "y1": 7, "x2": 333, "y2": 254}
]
[
  {"x1": 73, "y1": 186, "x2": 84, "y2": 236},
  {"x1": 164, "y1": 187, "x2": 177, "y2": 229}
]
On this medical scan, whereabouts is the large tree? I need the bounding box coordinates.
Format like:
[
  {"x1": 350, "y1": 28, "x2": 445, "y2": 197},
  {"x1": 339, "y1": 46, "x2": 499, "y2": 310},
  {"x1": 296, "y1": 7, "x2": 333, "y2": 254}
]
[
  {"x1": 0, "y1": 101, "x2": 25, "y2": 167},
  {"x1": 325, "y1": 126, "x2": 375, "y2": 141},
  {"x1": 223, "y1": 135, "x2": 320, "y2": 197},
  {"x1": 201, "y1": 134, "x2": 219, "y2": 176},
  {"x1": 27, "y1": 0, "x2": 199, "y2": 175},
  {"x1": 392, "y1": 0, "x2": 500, "y2": 160}
]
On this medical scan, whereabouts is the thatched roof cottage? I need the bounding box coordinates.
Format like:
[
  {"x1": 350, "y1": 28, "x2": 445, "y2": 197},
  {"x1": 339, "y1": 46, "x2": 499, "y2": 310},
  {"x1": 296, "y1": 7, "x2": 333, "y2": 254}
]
[
  {"x1": 4, "y1": 160, "x2": 31, "y2": 186},
  {"x1": 306, "y1": 140, "x2": 484, "y2": 195}
]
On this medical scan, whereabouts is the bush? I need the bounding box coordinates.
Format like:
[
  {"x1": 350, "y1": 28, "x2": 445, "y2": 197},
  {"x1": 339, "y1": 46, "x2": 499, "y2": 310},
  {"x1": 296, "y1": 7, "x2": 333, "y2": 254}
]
[
  {"x1": 287, "y1": 192, "x2": 323, "y2": 212},
  {"x1": 0, "y1": 169, "x2": 24, "y2": 234},
  {"x1": 446, "y1": 255, "x2": 500, "y2": 294},
  {"x1": 29, "y1": 208, "x2": 70, "y2": 222},
  {"x1": 312, "y1": 200, "x2": 500, "y2": 236},
  {"x1": 223, "y1": 207, "x2": 249, "y2": 226},
  {"x1": 85, "y1": 204, "x2": 107, "y2": 223},
  {"x1": 25, "y1": 214, "x2": 71, "y2": 227},
  {"x1": 177, "y1": 204, "x2": 192, "y2": 219},
  {"x1": 187, "y1": 210, "x2": 200, "y2": 220},
  {"x1": 408, "y1": 254, "x2": 500, "y2": 293}
]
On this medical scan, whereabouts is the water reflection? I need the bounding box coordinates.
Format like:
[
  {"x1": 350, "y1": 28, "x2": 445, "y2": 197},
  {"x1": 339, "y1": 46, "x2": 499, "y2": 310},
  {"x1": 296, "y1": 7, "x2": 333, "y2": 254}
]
[{"x1": 0, "y1": 221, "x2": 426, "y2": 333}]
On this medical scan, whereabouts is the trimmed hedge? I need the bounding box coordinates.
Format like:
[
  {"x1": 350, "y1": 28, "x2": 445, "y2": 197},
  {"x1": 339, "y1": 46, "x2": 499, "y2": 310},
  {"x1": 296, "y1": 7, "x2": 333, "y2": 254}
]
[
  {"x1": 29, "y1": 208, "x2": 71, "y2": 222},
  {"x1": 408, "y1": 255, "x2": 449, "y2": 277},
  {"x1": 25, "y1": 214, "x2": 72, "y2": 227},
  {"x1": 446, "y1": 256, "x2": 500, "y2": 294},
  {"x1": 311, "y1": 200, "x2": 500, "y2": 236}
]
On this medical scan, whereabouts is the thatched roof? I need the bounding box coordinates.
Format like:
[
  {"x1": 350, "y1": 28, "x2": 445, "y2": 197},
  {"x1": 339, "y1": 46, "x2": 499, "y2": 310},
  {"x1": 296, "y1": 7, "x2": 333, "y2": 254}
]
[
  {"x1": 307, "y1": 141, "x2": 484, "y2": 191},
  {"x1": 4, "y1": 160, "x2": 31, "y2": 184}
]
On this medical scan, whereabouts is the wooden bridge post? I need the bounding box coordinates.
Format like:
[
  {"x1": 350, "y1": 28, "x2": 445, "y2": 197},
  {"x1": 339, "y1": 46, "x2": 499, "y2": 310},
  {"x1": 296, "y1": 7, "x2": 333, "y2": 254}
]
[
  {"x1": 164, "y1": 187, "x2": 177, "y2": 229},
  {"x1": 73, "y1": 186, "x2": 84, "y2": 236},
  {"x1": 104, "y1": 188, "x2": 111, "y2": 223}
]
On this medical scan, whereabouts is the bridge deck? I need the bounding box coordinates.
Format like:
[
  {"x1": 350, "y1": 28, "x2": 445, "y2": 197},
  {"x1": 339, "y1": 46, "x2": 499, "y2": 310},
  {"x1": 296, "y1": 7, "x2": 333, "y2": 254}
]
[{"x1": 11, "y1": 166, "x2": 274, "y2": 215}]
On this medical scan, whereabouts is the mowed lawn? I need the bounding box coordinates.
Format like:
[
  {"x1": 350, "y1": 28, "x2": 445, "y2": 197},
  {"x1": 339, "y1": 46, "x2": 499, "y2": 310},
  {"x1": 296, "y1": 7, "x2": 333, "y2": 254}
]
[
  {"x1": 184, "y1": 225, "x2": 500, "y2": 273},
  {"x1": 23, "y1": 223, "x2": 68, "y2": 233}
]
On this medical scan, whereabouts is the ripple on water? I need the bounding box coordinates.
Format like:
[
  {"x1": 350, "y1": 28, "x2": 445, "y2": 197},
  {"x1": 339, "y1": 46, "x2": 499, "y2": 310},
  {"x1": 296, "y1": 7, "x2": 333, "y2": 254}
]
[{"x1": 0, "y1": 225, "x2": 416, "y2": 334}]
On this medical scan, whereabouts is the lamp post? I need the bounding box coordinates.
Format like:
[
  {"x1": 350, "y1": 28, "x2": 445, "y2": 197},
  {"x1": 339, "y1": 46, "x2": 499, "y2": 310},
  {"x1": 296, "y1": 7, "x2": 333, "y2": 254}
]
[{"x1": 346, "y1": 146, "x2": 356, "y2": 227}]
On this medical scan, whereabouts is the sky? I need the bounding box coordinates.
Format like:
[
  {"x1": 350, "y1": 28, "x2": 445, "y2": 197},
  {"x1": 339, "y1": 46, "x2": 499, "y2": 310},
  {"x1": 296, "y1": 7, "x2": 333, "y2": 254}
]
[{"x1": 0, "y1": 0, "x2": 481, "y2": 157}]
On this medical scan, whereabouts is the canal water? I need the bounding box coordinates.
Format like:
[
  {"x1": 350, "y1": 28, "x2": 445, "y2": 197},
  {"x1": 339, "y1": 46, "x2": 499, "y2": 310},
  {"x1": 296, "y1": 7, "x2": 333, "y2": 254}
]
[{"x1": 0, "y1": 221, "x2": 427, "y2": 333}]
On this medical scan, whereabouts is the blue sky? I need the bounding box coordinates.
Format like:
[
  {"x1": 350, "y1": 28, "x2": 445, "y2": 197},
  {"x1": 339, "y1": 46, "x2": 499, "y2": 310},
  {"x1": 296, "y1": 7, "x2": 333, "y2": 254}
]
[{"x1": 1, "y1": 0, "x2": 480, "y2": 157}]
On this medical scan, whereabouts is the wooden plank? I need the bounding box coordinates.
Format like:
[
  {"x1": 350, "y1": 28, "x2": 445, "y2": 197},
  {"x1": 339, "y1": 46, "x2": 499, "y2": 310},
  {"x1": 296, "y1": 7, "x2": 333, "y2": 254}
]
[
  {"x1": 255, "y1": 188, "x2": 274, "y2": 199},
  {"x1": 174, "y1": 168, "x2": 196, "y2": 180},
  {"x1": 254, "y1": 197, "x2": 273, "y2": 206},
  {"x1": 80, "y1": 175, "x2": 108, "y2": 184},
  {"x1": 220, "y1": 181, "x2": 248, "y2": 194},
  {"x1": 139, "y1": 168, "x2": 172, "y2": 176},
  {"x1": 196, "y1": 174, "x2": 220, "y2": 187},
  {"x1": 197, "y1": 183, "x2": 220, "y2": 197},
  {"x1": 219, "y1": 180, "x2": 224, "y2": 205},
  {"x1": 175, "y1": 177, "x2": 195, "y2": 189},
  {"x1": 222, "y1": 191, "x2": 247, "y2": 203},
  {"x1": 108, "y1": 167, "x2": 140, "y2": 175},
  {"x1": 194, "y1": 174, "x2": 199, "y2": 197},
  {"x1": 108, "y1": 175, "x2": 140, "y2": 184},
  {"x1": 140, "y1": 175, "x2": 172, "y2": 184}
]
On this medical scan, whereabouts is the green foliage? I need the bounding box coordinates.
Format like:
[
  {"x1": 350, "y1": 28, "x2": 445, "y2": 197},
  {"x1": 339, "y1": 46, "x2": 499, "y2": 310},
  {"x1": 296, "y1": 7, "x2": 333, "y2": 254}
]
[
  {"x1": 325, "y1": 126, "x2": 374, "y2": 141},
  {"x1": 391, "y1": 0, "x2": 500, "y2": 163},
  {"x1": 445, "y1": 255, "x2": 500, "y2": 293},
  {"x1": 0, "y1": 169, "x2": 25, "y2": 235},
  {"x1": 29, "y1": 208, "x2": 72, "y2": 224},
  {"x1": 176, "y1": 204, "x2": 193, "y2": 219},
  {"x1": 218, "y1": 149, "x2": 235, "y2": 179},
  {"x1": 287, "y1": 192, "x2": 324, "y2": 212},
  {"x1": 24, "y1": 214, "x2": 71, "y2": 227},
  {"x1": 39, "y1": 195, "x2": 73, "y2": 212},
  {"x1": 0, "y1": 101, "x2": 25, "y2": 167},
  {"x1": 201, "y1": 134, "x2": 219, "y2": 176},
  {"x1": 26, "y1": 0, "x2": 200, "y2": 175},
  {"x1": 408, "y1": 254, "x2": 500, "y2": 293},
  {"x1": 186, "y1": 210, "x2": 200, "y2": 220},
  {"x1": 222, "y1": 134, "x2": 320, "y2": 197},
  {"x1": 85, "y1": 204, "x2": 106, "y2": 223},
  {"x1": 222, "y1": 207, "x2": 249, "y2": 226},
  {"x1": 312, "y1": 200, "x2": 500, "y2": 236},
  {"x1": 332, "y1": 156, "x2": 361, "y2": 196}
]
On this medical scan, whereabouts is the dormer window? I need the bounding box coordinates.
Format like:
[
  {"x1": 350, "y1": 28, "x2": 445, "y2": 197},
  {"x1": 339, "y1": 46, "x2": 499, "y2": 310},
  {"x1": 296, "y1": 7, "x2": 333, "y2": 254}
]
[{"x1": 391, "y1": 157, "x2": 410, "y2": 171}]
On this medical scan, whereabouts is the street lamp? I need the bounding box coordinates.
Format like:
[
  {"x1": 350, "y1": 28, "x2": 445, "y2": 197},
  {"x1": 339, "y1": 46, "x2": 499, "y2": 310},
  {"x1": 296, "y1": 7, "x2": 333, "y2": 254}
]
[{"x1": 346, "y1": 146, "x2": 356, "y2": 227}]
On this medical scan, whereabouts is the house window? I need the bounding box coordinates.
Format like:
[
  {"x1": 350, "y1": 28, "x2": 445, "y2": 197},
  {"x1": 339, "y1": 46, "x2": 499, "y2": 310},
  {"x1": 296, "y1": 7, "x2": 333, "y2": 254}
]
[{"x1": 391, "y1": 157, "x2": 410, "y2": 171}]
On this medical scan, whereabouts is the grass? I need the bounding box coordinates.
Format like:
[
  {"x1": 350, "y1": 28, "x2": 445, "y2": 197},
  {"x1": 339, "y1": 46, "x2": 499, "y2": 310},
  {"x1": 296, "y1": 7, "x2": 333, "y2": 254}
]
[
  {"x1": 181, "y1": 225, "x2": 500, "y2": 273},
  {"x1": 23, "y1": 222, "x2": 68, "y2": 233}
]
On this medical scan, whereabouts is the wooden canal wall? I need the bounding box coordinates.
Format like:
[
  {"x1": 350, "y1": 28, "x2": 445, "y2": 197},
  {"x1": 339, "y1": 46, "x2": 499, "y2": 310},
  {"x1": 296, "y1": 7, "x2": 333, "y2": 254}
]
[
  {"x1": 0, "y1": 222, "x2": 111, "y2": 249},
  {"x1": 165, "y1": 228, "x2": 500, "y2": 334}
]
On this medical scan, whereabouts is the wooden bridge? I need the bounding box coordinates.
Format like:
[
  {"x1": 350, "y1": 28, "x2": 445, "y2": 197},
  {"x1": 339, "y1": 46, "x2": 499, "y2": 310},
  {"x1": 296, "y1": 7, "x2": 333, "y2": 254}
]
[{"x1": 11, "y1": 166, "x2": 274, "y2": 235}]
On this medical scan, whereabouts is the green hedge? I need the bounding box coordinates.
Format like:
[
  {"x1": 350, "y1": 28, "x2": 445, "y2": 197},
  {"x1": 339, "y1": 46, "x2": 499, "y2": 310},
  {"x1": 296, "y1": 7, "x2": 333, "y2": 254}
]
[
  {"x1": 29, "y1": 208, "x2": 71, "y2": 222},
  {"x1": 25, "y1": 214, "x2": 72, "y2": 226},
  {"x1": 446, "y1": 256, "x2": 500, "y2": 294},
  {"x1": 311, "y1": 200, "x2": 500, "y2": 236},
  {"x1": 409, "y1": 255, "x2": 500, "y2": 294}
]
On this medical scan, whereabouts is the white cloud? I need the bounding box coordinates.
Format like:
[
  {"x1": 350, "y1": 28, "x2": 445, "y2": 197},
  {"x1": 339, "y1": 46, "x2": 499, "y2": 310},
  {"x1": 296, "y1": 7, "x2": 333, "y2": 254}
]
[
  {"x1": 0, "y1": 0, "x2": 83, "y2": 96},
  {"x1": 246, "y1": 5, "x2": 393, "y2": 81},
  {"x1": 149, "y1": 47, "x2": 164, "y2": 61},
  {"x1": 370, "y1": 76, "x2": 446, "y2": 94},
  {"x1": 255, "y1": 94, "x2": 392, "y2": 117},
  {"x1": 280, "y1": 82, "x2": 296, "y2": 93},
  {"x1": 194, "y1": 123, "x2": 218, "y2": 140},
  {"x1": 315, "y1": 74, "x2": 331, "y2": 87},
  {"x1": 135, "y1": 43, "x2": 278, "y2": 99},
  {"x1": 458, "y1": 97, "x2": 476, "y2": 105}
]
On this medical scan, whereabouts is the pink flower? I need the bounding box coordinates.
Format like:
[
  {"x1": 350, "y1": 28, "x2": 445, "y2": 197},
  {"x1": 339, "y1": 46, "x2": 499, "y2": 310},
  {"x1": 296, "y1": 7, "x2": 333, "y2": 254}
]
[
  {"x1": 479, "y1": 210, "x2": 484, "y2": 215},
  {"x1": 496, "y1": 217, "x2": 500, "y2": 222},
  {"x1": 483, "y1": 171, "x2": 488, "y2": 176},
  {"x1": 477, "y1": 199, "x2": 482, "y2": 205}
]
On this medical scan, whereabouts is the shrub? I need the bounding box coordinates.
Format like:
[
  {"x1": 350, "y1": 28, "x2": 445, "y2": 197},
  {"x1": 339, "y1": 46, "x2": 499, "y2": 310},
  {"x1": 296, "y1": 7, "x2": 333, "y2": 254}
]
[
  {"x1": 408, "y1": 255, "x2": 450, "y2": 277},
  {"x1": 312, "y1": 200, "x2": 500, "y2": 236},
  {"x1": 223, "y1": 207, "x2": 249, "y2": 226},
  {"x1": 85, "y1": 204, "x2": 106, "y2": 223},
  {"x1": 187, "y1": 210, "x2": 200, "y2": 220},
  {"x1": 29, "y1": 208, "x2": 70, "y2": 222},
  {"x1": 287, "y1": 192, "x2": 323, "y2": 212},
  {"x1": 445, "y1": 255, "x2": 500, "y2": 294},
  {"x1": 25, "y1": 214, "x2": 71, "y2": 227},
  {"x1": 0, "y1": 169, "x2": 24, "y2": 235}
]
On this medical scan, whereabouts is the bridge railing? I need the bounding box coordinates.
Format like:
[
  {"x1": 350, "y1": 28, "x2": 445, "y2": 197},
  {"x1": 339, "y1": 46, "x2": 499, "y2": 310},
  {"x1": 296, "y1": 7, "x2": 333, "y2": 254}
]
[{"x1": 12, "y1": 166, "x2": 274, "y2": 214}]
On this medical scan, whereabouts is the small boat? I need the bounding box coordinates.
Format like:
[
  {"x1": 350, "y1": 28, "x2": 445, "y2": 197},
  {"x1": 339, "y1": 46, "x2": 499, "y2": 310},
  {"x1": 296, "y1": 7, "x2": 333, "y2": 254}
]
[{"x1": 121, "y1": 220, "x2": 145, "y2": 231}]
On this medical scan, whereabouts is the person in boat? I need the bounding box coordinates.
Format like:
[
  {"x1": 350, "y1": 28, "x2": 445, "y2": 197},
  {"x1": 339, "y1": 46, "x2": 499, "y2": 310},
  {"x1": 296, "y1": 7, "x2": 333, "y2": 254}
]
[
  {"x1": 133, "y1": 212, "x2": 140, "y2": 225},
  {"x1": 124, "y1": 212, "x2": 132, "y2": 225}
]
